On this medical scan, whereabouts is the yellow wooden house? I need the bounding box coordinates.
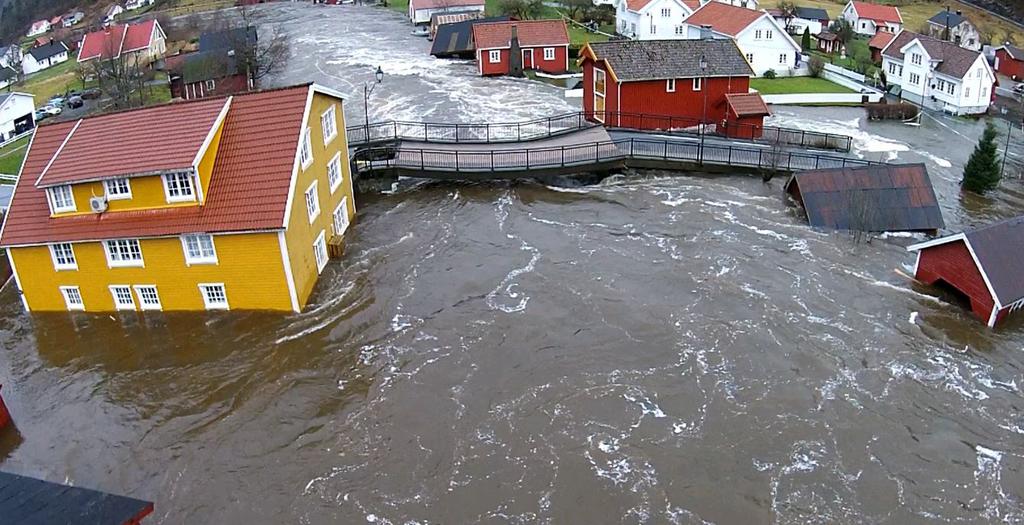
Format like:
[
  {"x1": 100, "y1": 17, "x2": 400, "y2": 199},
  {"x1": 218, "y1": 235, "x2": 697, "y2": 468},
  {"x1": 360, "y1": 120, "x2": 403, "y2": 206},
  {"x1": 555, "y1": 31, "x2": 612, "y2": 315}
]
[{"x1": 0, "y1": 83, "x2": 356, "y2": 312}]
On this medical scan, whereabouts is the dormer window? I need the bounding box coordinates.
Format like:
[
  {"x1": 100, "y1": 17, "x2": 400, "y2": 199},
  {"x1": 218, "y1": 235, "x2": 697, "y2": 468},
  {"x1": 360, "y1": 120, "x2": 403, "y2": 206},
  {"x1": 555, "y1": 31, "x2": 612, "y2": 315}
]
[
  {"x1": 911, "y1": 53, "x2": 922, "y2": 66},
  {"x1": 163, "y1": 171, "x2": 195, "y2": 203},
  {"x1": 104, "y1": 178, "x2": 131, "y2": 200},
  {"x1": 48, "y1": 185, "x2": 75, "y2": 213}
]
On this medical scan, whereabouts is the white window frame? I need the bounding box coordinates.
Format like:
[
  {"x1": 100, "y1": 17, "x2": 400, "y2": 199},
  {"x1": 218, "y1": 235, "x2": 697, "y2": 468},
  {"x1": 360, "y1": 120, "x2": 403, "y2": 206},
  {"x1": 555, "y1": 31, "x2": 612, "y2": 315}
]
[
  {"x1": 313, "y1": 230, "x2": 328, "y2": 274},
  {"x1": 692, "y1": 78, "x2": 702, "y2": 91},
  {"x1": 666, "y1": 79, "x2": 676, "y2": 92},
  {"x1": 321, "y1": 105, "x2": 338, "y2": 146},
  {"x1": 299, "y1": 127, "x2": 313, "y2": 170},
  {"x1": 543, "y1": 47, "x2": 555, "y2": 61},
  {"x1": 103, "y1": 178, "x2": 132, "y2": 200},
  {"x1": 103, "y1": 239, "x2": 144, "y2": 268},
  {"x1": 205, "y1": 79, "x2": 216, "y2": 91},
  {"x1": 660, "y1": 7, "x2": 670, "y2": 16},
  {"x1": 745, "y1": 53, "x2": 754, "y2": 63},
  {"x1": 133, "y1": 285, "x2": 162, "y2": 311},
  {"x1": 48, "y1": 185, "x2": 76, "y2": 213},
  {"x1": 305, "y1": 180, "x2": 320, "y2": 223},
  {"x1": 49, "y1": 243, "x2": 77, "y2": 271},
  {"x1": 109, "y1": 285, "x2": 136, "y2": 311},
  {"x1": 199, "y1": 283, "x2": 229, "y2": 310},
  {"x1": 488, "y1": 50, "x2": 500, "y2": 63},
  {"x1": 180, "y1": 234, "x2": 218, "y2": 265},
  {"x1": 766, "y1": 29, "x2": 773, "y2": 39},
  {"x1": 326, "y1": 152, "x2": 343, "y2": 194},
  {"x1": 162, "y1": 171, "x2": 196, "y2": 203},
  {"x1": 779, "y1": 53, "x2": 787, "y2": 64},
  {"x1": 60, "y1": 286, "x2": 85, "y2": 311},
  {"x1": 333, "y1": 197, "x2": 350, "y2": 237}
]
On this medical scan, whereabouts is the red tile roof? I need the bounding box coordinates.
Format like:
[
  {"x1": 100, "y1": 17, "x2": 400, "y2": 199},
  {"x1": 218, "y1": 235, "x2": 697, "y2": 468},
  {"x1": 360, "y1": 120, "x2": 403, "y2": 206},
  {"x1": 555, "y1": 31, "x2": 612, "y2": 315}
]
[
  {"x1": 868, "y1": 30, "x2": 896, "y2": 50},
  {"x1": 851, "y1": 1, "x2": 902, "y2": 24},
  {"x1": 0, "y1": 84, "x2": 317, "y2": 247},
  {"x1": 684, "y1": 2, "x2": 765, "y2": 37},
  {"x1": 726, "y1": 92, "x2": 770, "y2": 117},
  {"x1": 78, "y1": 20, "x2": 159, "y2": 62},
  {"x1": 410, "y1": 0, "x2": 484, "y2": 10},
  {"x1": 36, "y1": 98, "x2": 228, "y2": 187},
  {"x1": 472, "y1": 20, "x2": 569, "y2": 49}
]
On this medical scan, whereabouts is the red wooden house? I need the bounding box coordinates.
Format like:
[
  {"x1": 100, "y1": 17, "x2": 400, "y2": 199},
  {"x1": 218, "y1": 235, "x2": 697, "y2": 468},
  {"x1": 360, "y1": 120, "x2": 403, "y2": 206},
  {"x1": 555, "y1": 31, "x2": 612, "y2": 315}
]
[
  {"x1": 723, "y1": 93, "x2": 770, "y2": 138},
  {"x1": 909, "y1": 216, "x2": 1024, "y2": 327},
  {"x1": 868, "y1": 30, "x2": 895, "y2": 63},
  {"x1": 994, "y1": 44, "x2": 1024, "y2": 80},
  {"x1": 578, "y1": 39, "x2": 765, "y2": 133},
  {"x1": 472, "y1": 20, "x2": 569, "y2": 76}
]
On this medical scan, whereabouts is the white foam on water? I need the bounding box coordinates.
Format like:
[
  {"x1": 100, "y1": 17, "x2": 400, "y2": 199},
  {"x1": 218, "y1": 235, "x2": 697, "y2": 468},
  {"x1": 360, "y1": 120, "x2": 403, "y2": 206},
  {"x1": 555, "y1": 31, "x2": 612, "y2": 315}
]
[
  {"x1": 768, "y1": 113, "x2": 910, "y2": 160},
  {"x1": 486, "y1": 241, "x2": 541, "y2": 314}
]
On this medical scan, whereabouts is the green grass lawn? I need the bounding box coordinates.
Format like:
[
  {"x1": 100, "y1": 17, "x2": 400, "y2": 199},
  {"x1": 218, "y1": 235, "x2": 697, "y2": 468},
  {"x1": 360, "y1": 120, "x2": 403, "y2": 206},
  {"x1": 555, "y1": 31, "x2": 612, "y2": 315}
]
[
  {"x1": 0, "y1": 136, "x2": 31, "y2": 175},
  {"x1": 15, "y1": 59, "x2": 83, "y2": 106},
  {"x1": 750, "y1": 76, "x2": 855, "y2": 94}
]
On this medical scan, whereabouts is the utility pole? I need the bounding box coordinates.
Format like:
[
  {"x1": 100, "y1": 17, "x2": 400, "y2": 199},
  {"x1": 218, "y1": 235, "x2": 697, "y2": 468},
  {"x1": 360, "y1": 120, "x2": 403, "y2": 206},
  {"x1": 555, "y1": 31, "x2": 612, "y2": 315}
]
[{"x1": 1000, "y1": 107, "x2": 1012, "y2": 178}]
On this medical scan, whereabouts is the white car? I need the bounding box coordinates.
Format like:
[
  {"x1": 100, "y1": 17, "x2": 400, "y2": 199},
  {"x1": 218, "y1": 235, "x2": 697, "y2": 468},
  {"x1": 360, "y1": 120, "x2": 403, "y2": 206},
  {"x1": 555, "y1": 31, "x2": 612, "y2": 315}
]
[{"x1": 40, "y1": 105, "x2": 62, "y2": 116}]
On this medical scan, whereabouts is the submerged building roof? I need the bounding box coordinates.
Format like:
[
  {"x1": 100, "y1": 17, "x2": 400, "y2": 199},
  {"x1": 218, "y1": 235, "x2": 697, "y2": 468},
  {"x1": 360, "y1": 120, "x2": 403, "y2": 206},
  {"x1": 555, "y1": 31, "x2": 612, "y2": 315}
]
[
  {"x1": 0, "y1": 471, "x2": 153, "y2": 525},
  {"x1": 785, "y1": 163, "x2": 944, "y2": 232},
  {"x1": 431, "y1": 16, "x2": 509, "y2": 57}
]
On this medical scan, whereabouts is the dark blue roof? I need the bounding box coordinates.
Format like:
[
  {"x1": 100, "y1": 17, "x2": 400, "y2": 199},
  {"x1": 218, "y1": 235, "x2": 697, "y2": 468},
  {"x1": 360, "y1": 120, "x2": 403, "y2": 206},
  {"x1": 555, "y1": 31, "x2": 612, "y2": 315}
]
[
  {"x1": 928, "y1": 10, "x2": 967, "y2": 27},
  {"x1": 0, "y1": 471, "x2": 153, "y2": 525},
  {"x1": 795, "y1": 7, "x2": 829, "y2": 20},
  {"x1": 431, "y1": 16, "x2": 509, "y2": 57}
]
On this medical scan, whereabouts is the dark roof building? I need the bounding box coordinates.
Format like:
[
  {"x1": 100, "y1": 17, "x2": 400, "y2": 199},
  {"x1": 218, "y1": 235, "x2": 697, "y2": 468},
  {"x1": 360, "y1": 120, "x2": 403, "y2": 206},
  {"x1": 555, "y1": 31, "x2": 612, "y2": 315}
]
[
  {"x1": 0, "y1": 67, "x2": 16, "y2": 84},
  {"x1": 0, "y1": 471, "x2": 153, "y2": 524},
  {"x1": 795, "y1": 6, "x2": 829, "y2": 21},
  {"x1": 909, "y1": 216, "x2": 1024, "y2": 327},
  {"x1": 584, "y1": 39, "x2": 754, "y2": 81},
  {"x1": 785, "y1": 164, "x2": 944, "y2": 232},
  {"x1": 927, "y1": 9, "x2": 966, "y2": 28},
  {"x1": 431, "y1": 16, "x2": 509, "y2": 58},
  {"x1": 28, "y1": 40, "x2": 68, "y2": 62},
  {"x1": 198, "y1": 26, "x2": 258, "y2": 52}
]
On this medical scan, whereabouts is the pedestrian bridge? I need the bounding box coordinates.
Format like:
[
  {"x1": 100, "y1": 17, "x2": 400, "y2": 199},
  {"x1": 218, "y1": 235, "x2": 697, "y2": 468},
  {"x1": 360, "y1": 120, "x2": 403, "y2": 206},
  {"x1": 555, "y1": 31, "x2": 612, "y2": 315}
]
[{"x1": 347, "y1": 113, "x2": 876, "y2": 180}]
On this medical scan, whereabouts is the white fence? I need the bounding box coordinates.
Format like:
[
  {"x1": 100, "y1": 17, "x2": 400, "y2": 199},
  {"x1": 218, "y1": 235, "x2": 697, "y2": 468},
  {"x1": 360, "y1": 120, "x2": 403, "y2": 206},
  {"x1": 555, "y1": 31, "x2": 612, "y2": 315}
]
[
  {"x1": 762, "y1": 92, "x2": 884, "y2": 105},
  {"x1": 823, "y1": 62, "x2": 866, "y2": 82},
  {"x1": 0, "y1": 129, "x2": 32, "y2": 150}
]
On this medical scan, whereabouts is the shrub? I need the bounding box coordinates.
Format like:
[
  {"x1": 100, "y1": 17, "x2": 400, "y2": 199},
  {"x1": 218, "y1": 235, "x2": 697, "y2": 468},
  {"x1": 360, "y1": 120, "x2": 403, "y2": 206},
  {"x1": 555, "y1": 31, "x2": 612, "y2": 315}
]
[
  {"x1": 962, "y1": 121, "x2": 1002, "y2": 194},
  {"x1": 808, "y1": 56, "x2": 825, "y2": 78},
  {"x1": 763, "y1": 69, "x2": 777, "y2": 79},
  {"x1": 801, "y1": 27, "x2": 811, "y2": 51},
  {"x1": 864, "y1": 102, "x2": 918, "y2": 120}
]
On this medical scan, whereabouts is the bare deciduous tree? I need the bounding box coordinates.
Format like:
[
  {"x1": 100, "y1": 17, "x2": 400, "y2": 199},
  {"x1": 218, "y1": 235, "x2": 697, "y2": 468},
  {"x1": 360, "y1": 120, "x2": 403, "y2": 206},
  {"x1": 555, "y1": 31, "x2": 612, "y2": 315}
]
[
  {"x1": 211, "y1": 5, "x2": 290, "y2": 90},
  {"x1": 2, "y1": 45, "x2": 23, "y2": 88}
]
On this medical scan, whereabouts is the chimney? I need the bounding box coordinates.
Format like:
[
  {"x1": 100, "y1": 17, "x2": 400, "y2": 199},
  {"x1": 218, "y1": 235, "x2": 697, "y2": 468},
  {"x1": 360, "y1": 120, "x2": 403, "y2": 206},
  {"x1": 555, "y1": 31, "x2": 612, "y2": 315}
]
[
  {"x1": 508, "y1": 24, "x2": 523, "y2": 78},
  {"x1": 700, "y1": 24, "x2": 713, "y2": 40}
]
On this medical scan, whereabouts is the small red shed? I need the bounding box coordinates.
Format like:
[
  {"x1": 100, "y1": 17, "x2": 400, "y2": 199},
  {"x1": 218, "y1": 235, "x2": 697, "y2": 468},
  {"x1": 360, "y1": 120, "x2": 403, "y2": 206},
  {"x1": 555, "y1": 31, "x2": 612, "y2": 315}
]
[
  {"x1": 868, "y1": 30, "x2": 895, "y2": 64},
  {"x1": 578, "y1": 39, "x2": 757, "y2": 131},
  {"x1": 909, "y1": 216, "x2": 1024, "y2": 327},
  {"x1": 723, "y1": 93, "x2": 770, "y2": 139},
  {"x1": 472, "y1": 20, "x2": 569, "y2": 76},
  {"x1": 994, "y1": 44, "x2": 1024, "y2": 80}
]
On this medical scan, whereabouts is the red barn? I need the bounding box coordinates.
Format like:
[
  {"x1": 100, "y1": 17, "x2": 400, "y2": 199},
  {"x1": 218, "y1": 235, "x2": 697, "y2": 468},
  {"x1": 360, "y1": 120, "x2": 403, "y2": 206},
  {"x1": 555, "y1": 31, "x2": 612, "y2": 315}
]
[
  {"x1": 909, "y1": 216, "x2": 1024, "y2": 327},
  {"x1": 994, "y1": 44, "x2": 1024, "y2": 80},
  {"x1": 578, "y1": 39, "x2": 762, "y2": 132},
  {"x1": 472, "y1": 20, "x2": 569, "y2": 76}
]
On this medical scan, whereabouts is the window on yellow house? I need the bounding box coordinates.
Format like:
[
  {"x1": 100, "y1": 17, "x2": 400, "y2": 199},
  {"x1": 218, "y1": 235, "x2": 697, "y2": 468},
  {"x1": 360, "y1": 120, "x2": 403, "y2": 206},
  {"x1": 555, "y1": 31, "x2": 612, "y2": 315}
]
[
  {"x1": 60, "y1": 286, "x2": 84, "y2": 311},
  {"x1": 327, "y1": 153, "x2": 343, "y2": 193},
  {"x1": 49, "y1": 243, "x2": 77, "y2": 270},
  {"x1": 321, "y1": 106, "x2": 338, "y2": 146},
  {"x1": 104, "y1": 178, "x2": 131, "y2": 200},
  {"x1": 313, "y1": 230, "x2": 328, "y2": 274},
  {"x1": 134, "y1": 285, "x2": 161, "y2": 311},
  {"x1": 199, "y1": 283, "x2": 228, "y2": 310},
  {"x1": 163, "y1": 172, "x2": 195, "y2": 203},
  {"x1": 300, "y1": 127, "x2": 313, "y2": 170},
  {"x1": 48, "y1": 185, "x2": 75, "y2": 213},
  {"x1": 104, "y1": 239, "x2": 143, "y2": 267},
  {"x1": 109, "y1": 285, "x2": 136, "y2": 311},
  {"x1": 181, "y1": 234, "x2": 217, "y2": 265},
  {"x1": 305, "y1": 180, "x2": 320, "y2": 223}
]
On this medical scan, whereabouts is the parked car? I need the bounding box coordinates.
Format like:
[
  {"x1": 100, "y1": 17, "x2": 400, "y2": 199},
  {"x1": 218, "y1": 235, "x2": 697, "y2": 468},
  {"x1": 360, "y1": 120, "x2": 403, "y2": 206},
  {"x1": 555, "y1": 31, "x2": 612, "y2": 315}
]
[
  {"x1": 47, "y1": 96, "x2": 66, "y2": 107},
  {"x1": 40, "y1": 105, "x2": 61, "y2": 116},
  {"x1": 67, "y1": 95, "x2": 84, "y2": 109},
  {"x1": 33, "y1": 110, "x2": 49, "y2": 122},
  {"x1": 79, "y1": 88, "x2": 102, "y2": 100}
]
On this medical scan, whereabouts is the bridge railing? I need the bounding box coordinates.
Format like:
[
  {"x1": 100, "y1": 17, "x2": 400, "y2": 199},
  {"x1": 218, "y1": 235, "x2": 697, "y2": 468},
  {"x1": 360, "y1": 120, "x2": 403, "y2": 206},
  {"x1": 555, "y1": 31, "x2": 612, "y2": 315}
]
[
  {"x1": 348, "y1": 111, "x2": 854, "y2": 152},
  {"x1": 358, "y1": 136, "x2": 876, "y2": 175}
]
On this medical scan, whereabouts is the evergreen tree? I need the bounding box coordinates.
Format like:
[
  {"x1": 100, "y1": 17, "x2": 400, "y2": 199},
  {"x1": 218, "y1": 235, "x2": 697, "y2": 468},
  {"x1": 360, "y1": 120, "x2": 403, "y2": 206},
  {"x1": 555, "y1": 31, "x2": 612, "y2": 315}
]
[
  {"x1": 801, "y1": 27, "x2": 811, "y2": 51},
  {"x1": 962, "y1": 121, "x2": 1002, "y2": 194}
]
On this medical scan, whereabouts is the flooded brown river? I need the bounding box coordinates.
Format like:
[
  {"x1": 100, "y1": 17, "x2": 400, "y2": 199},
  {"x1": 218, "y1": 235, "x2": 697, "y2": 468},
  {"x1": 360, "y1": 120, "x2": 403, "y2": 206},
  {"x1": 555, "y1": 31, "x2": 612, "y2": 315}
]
[{"x1": 3, "y1": 4, "x2": 1024, "y2": 524}]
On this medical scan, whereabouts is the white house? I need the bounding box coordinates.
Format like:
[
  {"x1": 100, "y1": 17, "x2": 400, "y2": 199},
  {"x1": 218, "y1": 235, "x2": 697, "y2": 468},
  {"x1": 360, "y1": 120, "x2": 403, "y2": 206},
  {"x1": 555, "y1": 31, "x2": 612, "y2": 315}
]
[
  {"x1": 0, "y1": 67, "x2": 17, "y2": 90},
  {"x1": 683, "y1": 1, "x2": 802, "y2": 77},
  {"x1": 0, "y1": 45, "x2": 21, "y2": 70},
  {"x1": 0, "y1": 92, "x2": 35, "y2": 145},
  {"x1": 615, "y1": 0, "x2": 700, "y2": 39},
  {"x1": 62, "y1": 11, "x2": 85, "y2": 28},
  {"x1": 22, "y1": 41, "x2": 69, "y2": 76},
  {"x1": 104, "y1": 4, "x2": 125, "y2": 25},
  {"x1": 714, "y1": 0, "x2": 758, "y2": 9},
  {"x1": 842, "y1": 1, "x2": 902, "y2": 36},
  {"x1": 26, "y1": 20, "x2": 51, "y2": 38},
  {"x1": 882, "y1": 30, "x2": 994, "y2": 115},
  {"x1": 926, "y1": 9, "x2": 981, "y2": 51},
  {"x1": 779, "y1": 6, "x2": 830, "y2": 35},
  {"x1": 408, "y1": 0, "x2": 485, "y2": 25},
  {"x1": 125, "y1": 0, "x2": 154, "y2": 10}
]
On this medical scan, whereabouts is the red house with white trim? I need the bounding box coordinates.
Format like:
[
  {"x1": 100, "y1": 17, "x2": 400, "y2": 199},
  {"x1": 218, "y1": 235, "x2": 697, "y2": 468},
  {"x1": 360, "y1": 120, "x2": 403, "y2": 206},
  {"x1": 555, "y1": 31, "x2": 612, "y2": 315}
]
[
  {"x1": 994, "y1": 44, "x2": 1024, "y2": 80},
  {"x1": 78, "y1": 19, "x2": 167, "y2": 67},
  {"x1": 908, "y1": 216, "x2": 1024, "y2": 327},
  {"x1": 472, "y1": 20, "x2": 569, "y2": 76},
  {"x1": 579, "y1": 39, "x2": 765, "y2": 134}
]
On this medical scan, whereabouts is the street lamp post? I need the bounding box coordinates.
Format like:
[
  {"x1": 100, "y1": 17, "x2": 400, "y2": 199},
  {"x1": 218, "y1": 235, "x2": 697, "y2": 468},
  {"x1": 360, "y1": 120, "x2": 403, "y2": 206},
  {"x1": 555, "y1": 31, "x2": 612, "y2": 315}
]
[
  {"x1": 699, "y1": 54, "x2": 708, "y2": 163},
  {"x1": 363, "y1": 66, "x2": 385, "y2": 142}
]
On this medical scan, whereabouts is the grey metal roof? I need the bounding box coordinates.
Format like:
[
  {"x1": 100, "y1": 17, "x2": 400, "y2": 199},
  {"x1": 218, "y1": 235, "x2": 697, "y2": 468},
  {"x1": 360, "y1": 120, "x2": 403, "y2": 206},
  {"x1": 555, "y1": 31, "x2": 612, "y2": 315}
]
[
  {"x1": 0, "y1": 67, "x2": 15, "y2": 82},
  {"x1": 795, "y1": 7, "x2": 829, "y2": 20},
  {"x1": 928, "y1": 10, "x2": 967, "y2": 27},
  {"x1": 1001, "y1": 44, "x2": 1023, "y2": 60},
  {"x1": 586, "y1": 39, "x2": 753, "y2": 81},
  {"x1": 0, "y1": 471, "x2": 153, "y2": 525},
  {"x1": 964, "y1": 216, "x2": 1024, "y2": 305},
  {"x1": 27, "y1": 41, "x2": 67, "y2": 62},
  {"x1": 786, "y1": 163, "x2": 944, "y2": 233},
  {"x1": 882, "y1": 30, "x2": 982, "y2": 79}
]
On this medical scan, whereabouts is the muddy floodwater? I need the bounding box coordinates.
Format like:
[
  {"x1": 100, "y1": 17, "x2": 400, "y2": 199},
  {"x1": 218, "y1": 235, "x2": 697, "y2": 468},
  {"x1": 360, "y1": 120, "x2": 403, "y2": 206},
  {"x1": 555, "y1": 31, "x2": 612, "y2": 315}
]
[{"x1": 2, "y1": 4, "x2": 1024, "y2": 524}]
